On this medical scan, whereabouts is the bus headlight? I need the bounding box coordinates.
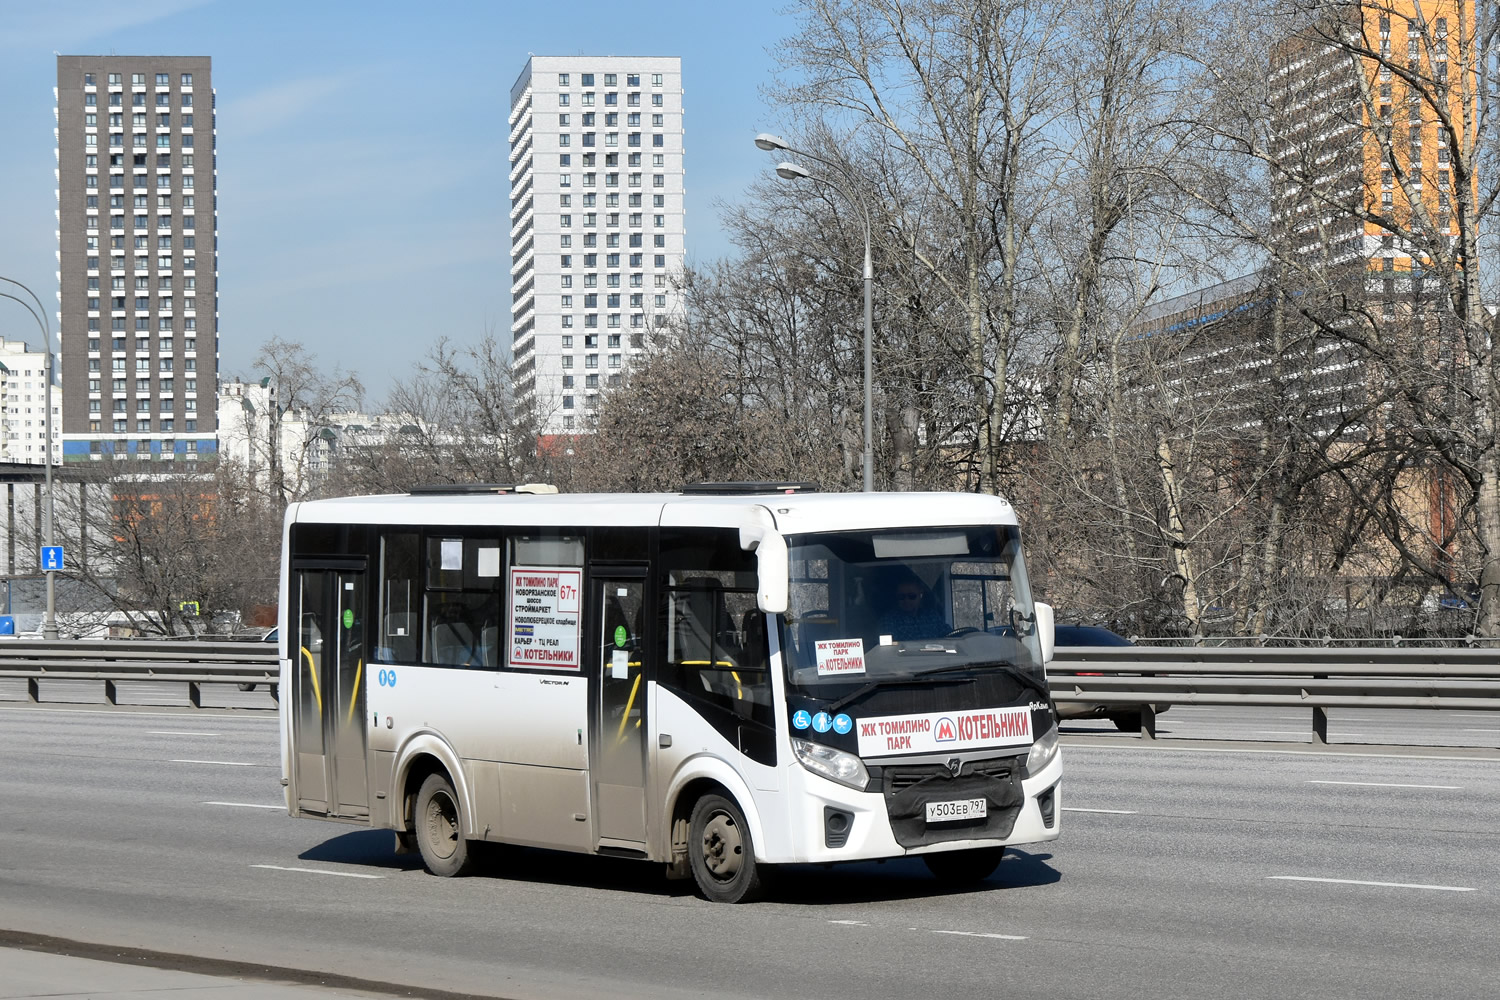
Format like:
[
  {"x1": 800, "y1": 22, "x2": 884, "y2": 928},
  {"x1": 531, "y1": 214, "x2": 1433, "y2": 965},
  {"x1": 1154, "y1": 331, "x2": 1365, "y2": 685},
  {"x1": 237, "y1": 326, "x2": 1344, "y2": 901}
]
[
  {"x1": 1025, "y1": 722, "x2": 1059, "y2": 775},
  {"x1": 792, "y1": 738, "x2": 869, "y2": 791}
]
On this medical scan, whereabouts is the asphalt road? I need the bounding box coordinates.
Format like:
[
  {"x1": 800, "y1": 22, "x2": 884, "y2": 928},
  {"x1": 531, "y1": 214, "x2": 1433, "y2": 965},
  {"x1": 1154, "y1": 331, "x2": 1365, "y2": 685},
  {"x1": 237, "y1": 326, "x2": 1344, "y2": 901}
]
[{"x1": 0, "y1": 703, "x2": 1495, "y2": 999}]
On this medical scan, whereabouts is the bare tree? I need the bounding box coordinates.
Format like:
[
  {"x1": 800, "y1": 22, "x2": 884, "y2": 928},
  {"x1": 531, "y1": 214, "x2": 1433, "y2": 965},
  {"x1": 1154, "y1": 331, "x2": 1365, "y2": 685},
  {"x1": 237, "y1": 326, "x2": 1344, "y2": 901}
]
[
  {"x1": 775, "y1": 0, "x2": 1067, "y2": 489},
  {"x1": 1179, "y1": 0, "x2": 1500, "y2": 632},
  {"x1": 329, "y1": 332, "x2": 553, "y2": 495},
  {"x1": 244, "y1": 337, "x2": 364, "y2": 505},
  {"x1": 56, "y1": 462, "x2": 280, "y2": 635}
]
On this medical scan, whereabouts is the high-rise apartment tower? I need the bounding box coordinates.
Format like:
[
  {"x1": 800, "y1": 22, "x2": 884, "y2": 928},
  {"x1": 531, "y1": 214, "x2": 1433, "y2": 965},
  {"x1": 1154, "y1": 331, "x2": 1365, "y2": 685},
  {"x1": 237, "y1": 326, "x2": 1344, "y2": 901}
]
[
  {"x1": 508, "y1": 57, "x2": 685, "y2": 434},
  {"x1": 1268, "y1": 2, "x2": 1473, "y2": 276},
  {"x1": 55, "y1": 56, "x2": 218, "y2": 464}
]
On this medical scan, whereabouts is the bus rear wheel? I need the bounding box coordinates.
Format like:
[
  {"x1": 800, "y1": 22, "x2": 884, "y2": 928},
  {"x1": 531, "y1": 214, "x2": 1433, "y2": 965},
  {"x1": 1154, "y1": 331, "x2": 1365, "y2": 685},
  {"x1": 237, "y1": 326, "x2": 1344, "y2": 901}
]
[
  {"x1": 414, "y1": 773, "x2": 475, "y2": 877},
  {"x1": 923, "y1": 847, "x2": 1004, "y2": 885},
  {"x1": 688, "y1": 794, "x2": 764, "y2": 903}
]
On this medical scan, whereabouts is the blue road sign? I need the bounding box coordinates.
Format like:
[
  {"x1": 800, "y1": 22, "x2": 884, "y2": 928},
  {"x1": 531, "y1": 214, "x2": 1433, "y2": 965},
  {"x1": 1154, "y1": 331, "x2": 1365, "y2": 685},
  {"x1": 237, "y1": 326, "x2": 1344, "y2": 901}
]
[{"x1": 41, "y1": 546, "x2": 64, "y2": 571}]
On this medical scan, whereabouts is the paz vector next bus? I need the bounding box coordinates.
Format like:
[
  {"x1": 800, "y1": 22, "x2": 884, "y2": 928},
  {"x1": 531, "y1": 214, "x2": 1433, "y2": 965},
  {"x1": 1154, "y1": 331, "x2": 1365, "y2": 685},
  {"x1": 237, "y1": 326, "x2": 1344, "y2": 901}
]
[{"x1": 277, "y1": 483, "x2": 1062, "y2": 902}]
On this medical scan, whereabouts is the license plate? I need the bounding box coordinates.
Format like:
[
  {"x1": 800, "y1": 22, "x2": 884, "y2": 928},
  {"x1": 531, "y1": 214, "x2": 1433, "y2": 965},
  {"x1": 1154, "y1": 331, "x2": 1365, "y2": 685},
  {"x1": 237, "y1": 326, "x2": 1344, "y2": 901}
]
[{"x1": 925, "y1": 798, "x2": 987, "y2": 823}]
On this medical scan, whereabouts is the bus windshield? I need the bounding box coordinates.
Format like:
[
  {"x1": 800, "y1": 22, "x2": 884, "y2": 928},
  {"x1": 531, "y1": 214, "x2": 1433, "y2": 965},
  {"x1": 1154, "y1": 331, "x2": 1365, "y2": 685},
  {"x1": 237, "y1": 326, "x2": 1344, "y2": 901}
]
[{"x1": 779, "y1": 525, "x2": 1044, "y2": 696}]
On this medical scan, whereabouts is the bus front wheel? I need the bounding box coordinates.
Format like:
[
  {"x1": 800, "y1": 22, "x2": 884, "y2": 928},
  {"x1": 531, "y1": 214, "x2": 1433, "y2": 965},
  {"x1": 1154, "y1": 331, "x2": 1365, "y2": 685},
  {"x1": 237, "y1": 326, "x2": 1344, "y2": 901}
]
[
  {"x1": 688, "y1": 794, "x2": 764, "y2": 903},
  {"x1": 414, "y1": 773, "x2": 475, "y2": 877},
  {"x1": 923, "y1": 847, "x2": 1003, "y2": 885}
]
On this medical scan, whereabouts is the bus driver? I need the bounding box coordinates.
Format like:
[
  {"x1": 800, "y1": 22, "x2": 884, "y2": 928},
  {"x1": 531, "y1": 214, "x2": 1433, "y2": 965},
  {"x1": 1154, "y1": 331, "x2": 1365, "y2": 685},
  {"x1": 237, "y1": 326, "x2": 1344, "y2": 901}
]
[{"x1": 878, "y1": 574, "x2": 947, "y2": 641}]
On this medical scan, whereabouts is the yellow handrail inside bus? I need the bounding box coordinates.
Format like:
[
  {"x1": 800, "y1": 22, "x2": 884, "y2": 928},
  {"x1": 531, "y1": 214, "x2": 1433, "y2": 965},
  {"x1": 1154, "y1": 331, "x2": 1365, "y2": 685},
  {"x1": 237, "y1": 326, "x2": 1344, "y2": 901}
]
[
  {"x1": 301, "y1": 646, "x2": 321, "y2": 712},
  {"x1": 615, "y1": 672, "x2": 642, "y2": 746},
  {"x1": 345, "y1": 658, "x2": 363, "y2": 728}
]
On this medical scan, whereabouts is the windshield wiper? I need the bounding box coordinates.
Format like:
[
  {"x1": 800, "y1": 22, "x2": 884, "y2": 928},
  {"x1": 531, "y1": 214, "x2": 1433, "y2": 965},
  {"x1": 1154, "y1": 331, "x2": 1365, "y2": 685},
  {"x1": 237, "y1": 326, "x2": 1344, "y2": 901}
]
[
  {"x1": 818, "y1": 675, "x2": 975, "y2": 715},
  {"x1": 913, "y1": 661, "x2": 1051, "y2": 701}
]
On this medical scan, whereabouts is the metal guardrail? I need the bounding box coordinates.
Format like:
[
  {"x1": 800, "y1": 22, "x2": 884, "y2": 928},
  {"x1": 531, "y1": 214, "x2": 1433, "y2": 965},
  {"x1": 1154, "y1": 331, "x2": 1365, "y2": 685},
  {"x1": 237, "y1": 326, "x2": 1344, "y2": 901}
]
[
  {"x1": 1050, "y1": 645, "x2": 1500, "y2": 742},
  {"x1": 0, "y1": 639, "x2": 279, "y2": 707},
  {"x1": 3, "y1": 641, "x2": 1498, "y2": 743}
]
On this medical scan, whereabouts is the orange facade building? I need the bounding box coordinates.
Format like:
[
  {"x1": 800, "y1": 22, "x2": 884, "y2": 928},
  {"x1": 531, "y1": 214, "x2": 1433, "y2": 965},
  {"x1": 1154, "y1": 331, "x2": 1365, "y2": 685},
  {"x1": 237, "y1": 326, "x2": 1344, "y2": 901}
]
[{"x1": 1269, "y1": 1, "x2": 1476, "y2": 279}]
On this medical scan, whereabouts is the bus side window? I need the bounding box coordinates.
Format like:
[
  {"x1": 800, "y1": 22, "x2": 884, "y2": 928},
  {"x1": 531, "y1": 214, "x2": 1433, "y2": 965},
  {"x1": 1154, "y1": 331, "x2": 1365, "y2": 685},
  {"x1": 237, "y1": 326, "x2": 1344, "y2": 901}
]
[
  {"x1": 506, "y1": 532, "x2": 584, "y2": 670},
  {"x1": 378, "y1": 533, "x2": 419, "y2": 663},
  {"x1": 660, "y1": 575, "x2": 772, "y2": 724},
  {"x1": 422, "y1": 536, "x2": 502, "y2": 669},
  {"x1": 656, "y1": 529, "x2": 775, "y2": 760}
]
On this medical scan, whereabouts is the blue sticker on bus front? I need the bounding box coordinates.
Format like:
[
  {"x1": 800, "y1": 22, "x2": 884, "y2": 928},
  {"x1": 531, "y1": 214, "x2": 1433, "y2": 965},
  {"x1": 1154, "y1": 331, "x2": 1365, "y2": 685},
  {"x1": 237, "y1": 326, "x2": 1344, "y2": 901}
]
[
  {"x1": 833, "y1": 713, "x2": 852, "y2": 734},
  {"x1": 378, "y1": 668, "x2": 397, "y2": 688},
  {"x1": 792, "y1": 710, "x2": 812, "y2": 730},
  {"x1": 812, "y1": 712, "x2": 833, "y2": 733}
]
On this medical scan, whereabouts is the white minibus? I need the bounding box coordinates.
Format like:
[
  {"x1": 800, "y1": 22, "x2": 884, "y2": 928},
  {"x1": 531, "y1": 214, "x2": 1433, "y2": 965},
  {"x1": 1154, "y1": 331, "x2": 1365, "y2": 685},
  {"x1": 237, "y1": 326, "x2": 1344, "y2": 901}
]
[{"x1": 278, "y1": 483, "x2": 1061, "y2": 901}]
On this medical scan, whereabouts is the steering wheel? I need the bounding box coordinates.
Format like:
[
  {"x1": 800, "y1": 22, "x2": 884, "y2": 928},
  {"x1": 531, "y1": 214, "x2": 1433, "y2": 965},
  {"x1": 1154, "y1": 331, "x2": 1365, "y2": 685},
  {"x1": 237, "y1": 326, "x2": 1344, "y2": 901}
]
[{"x1": 946, "y1": 627, "x2": 982, "y2": 637}]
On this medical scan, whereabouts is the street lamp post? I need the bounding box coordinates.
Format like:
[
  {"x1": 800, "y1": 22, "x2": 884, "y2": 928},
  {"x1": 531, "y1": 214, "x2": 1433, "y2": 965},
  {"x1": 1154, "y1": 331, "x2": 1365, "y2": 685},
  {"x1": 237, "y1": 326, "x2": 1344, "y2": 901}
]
[
  {"x1": 0, "y1": 275, "x2": 58, "y2": 639},
  {"x1": 754, "y1": 133, "x2": 875, "y2": 493}
]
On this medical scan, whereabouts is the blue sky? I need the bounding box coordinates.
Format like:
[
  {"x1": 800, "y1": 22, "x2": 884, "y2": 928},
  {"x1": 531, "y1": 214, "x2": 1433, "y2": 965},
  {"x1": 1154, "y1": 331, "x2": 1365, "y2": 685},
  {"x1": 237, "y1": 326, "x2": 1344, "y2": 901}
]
[{"x1": 0, "y1": 0, "x2": 796, "y2": 402}]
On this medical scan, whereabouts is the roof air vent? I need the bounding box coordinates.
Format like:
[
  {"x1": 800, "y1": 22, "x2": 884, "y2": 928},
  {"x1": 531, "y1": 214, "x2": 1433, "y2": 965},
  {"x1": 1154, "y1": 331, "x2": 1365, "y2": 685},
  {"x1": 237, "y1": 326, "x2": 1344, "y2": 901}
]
[{"x1": 680, "y1": 482, "x2": 820, "y2": 496}]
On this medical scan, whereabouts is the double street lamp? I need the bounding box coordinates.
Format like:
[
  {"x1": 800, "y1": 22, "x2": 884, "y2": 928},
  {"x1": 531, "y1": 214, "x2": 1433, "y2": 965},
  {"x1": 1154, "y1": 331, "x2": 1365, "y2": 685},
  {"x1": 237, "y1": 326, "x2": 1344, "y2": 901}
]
[
  {"x1": 753, "y1": 133, "x2": 875, "y2": 493},
  {"x1": 0, "y1": 275, "x2": 58, "y2": 640}
]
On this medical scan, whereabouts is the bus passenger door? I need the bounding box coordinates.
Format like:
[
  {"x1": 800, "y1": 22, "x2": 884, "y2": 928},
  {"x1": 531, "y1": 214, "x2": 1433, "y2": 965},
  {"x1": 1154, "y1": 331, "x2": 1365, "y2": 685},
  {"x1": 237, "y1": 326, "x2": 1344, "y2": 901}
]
[
  {"x1": 592, "y1": 572, "x2": 648, "y2": 847},
  {"x1": 291, "y1": 562, "x2": 371, "y2": 820}
]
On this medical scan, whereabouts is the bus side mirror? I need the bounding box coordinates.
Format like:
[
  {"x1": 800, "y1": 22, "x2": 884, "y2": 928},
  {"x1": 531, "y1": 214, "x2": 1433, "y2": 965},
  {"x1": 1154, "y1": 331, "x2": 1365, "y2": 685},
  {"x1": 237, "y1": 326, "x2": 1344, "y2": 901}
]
[
  {"x1": 1034, "y1": 601, "x2": 1055, "y2": 664},
  {"x1": 740, "y1": 517, "x2": 788, "y2": 615}
]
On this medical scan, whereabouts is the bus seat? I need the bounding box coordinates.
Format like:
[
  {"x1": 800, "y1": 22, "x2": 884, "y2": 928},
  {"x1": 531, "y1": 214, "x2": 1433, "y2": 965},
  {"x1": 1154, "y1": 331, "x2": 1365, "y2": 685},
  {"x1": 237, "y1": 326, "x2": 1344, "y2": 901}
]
[
  {"x1": 432, "y1": 621, "x2": 476, "y2": 665},
  {"x1": 740, "y1": 610, "x2": 768, "y2": 670},
  {"x1": 672, "y1": 586, "x2": 718, "y2": 665},
  {"x1": 382, "y1": 612, "x2": 417, "y2": 662}
]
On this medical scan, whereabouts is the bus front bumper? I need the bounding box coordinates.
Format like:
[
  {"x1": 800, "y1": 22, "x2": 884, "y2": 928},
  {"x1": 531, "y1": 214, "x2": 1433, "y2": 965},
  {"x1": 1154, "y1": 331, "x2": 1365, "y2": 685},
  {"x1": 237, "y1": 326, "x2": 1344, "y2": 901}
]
[{"x1": 763, "y1": 749, "x2": 1062, "y2": 865}]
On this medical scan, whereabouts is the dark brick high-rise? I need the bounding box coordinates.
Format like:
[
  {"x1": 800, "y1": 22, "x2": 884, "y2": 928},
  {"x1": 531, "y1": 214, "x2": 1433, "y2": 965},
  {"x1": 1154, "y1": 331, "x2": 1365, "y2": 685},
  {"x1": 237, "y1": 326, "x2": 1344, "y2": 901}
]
[{"x1": 56, "y1": 55, "x2": 217, "y2": 464}]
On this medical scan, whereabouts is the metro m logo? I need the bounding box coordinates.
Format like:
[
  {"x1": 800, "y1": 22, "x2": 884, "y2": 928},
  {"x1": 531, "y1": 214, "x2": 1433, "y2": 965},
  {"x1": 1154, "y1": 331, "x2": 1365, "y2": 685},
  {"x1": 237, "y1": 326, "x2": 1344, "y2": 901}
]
[{"x1": 934, "y1": 717, "x2": 957, "y2": 742}]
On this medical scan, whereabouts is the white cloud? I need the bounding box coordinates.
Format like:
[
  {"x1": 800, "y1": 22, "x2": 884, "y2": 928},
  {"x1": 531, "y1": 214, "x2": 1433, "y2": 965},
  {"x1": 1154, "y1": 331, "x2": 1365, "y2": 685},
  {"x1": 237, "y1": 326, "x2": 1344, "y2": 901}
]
[
  {"x1": 220, "y1": 73, "x2": 359, "y2": 138},
  {"x1": 0, "y1": 0, "x2": 214, "y2": 51}
]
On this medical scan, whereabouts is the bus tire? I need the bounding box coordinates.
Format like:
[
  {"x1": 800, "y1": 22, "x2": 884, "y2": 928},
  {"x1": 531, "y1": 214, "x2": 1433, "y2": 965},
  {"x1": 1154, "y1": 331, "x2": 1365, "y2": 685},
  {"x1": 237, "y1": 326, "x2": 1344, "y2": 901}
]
[
  {"x1": 923, "y1": 847, "x2": 1003, "y2": 885},
  {"x1": 688, "y1": 793, "x2": 764, "y2": 903},
  {"x1": 414, "y1": 773, "x2": 475, "y2": 877}
]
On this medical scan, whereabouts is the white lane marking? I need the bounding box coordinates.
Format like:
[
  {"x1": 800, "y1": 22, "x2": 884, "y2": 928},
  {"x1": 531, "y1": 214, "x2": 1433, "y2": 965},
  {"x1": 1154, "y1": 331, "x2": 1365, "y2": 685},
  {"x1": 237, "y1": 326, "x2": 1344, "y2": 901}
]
[
  {"x1": 1462, "y1": 728, "x2": 1500, "y2": 733},
  {"x1": 169, "y1": 759, "x2": 259, "y2": 766},
  {"x1": 828, "y1": 919, "x2": 868, "y2": 926},
  {"x1": 148, "y1": 731, "x2": 221, "y2": 737},
  {"x1": 1306, "y1": 780, "x2": 1460, "y2": 790},
  {"x1": 204, "y1": 801, "x2": 284, "y2": 809},
  {"x1": 1255, "y1": 731, "x2": 1371, "y2": 738},
  {"x1": 930, "y1": 929, "x2": 1028, "y2": 941},
  {"x1": 1268, "y1": 876, "x2": 1475, "y2": 892},
  {"x1": 1207, "y1": 715, "x2": 1313, "y2": 722},
  {"x1": 1062, "y1": 807, "x2": 1139, "y2": 814},
  {"x1": 1060, "y1": 744, "x2": 1500, "y2": 763},
  {"x1": 0, "y1": 706, "x2": 273, "y2": 722},
  {"x1": 251, "y1": 864, "x2": 384, "y2": 880}
]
